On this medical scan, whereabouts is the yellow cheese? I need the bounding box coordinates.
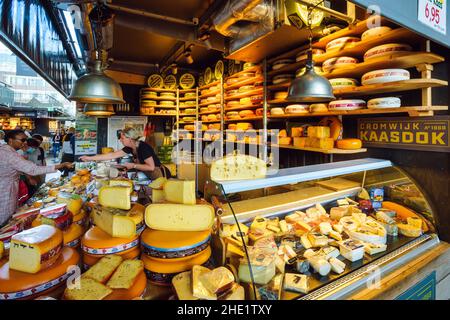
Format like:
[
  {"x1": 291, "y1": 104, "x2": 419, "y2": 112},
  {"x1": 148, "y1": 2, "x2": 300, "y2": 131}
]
[
  {"x1": 145, "y1": 202, "x2": 215, "y2": 231},
  {"x1": 0, "y1": 241, "x2": 3, "y2": 259},
  {"x1": 63, "y1": 223, "x2": 84, "y2": 247},
  {"x1": 407, "y1": 217, "x2": 423, "y2": 229},
  {"x1": 191, "y1": 265, "x2": 216, "y2": 300},
  {"x1": 9, "y1": 225, "x2": 63, "y2": 274},
  {"x1": 109, "y1": 178, "x2": 134, "y2": 189},
  {"x1": 397, "y1": 224, "x2": 422, "y2": 237},
  {"x1": 291, "y1": 127, "x2": 304, "y2": 137},
  {"x1": 163, "y1": 180, "x2": 196, "y2": 205},
  {"x1": 226, "y1": 243, "x2": 245, "y2": 258},
  {"x1": 210, "y1": 154, "x2": 267, "y2": 181},
  {"x1": 306, "y1": 137, "x2": 334, "y2": 150},
  {"x1": 152, "y1": 189, "x2": 165, "y2": 203},
  {"x1": 307, "y1": 126, "x2": 330, "y2": 138},
  {"x1": 293, "y1": 137, "x2": 307, "y2": 148},
  {"x1": 250, "y1": 216, "x2": 267, "y2": 232},
  {"x1": 92, "y1": 203, "x2": 145, "y2": 239},
  {"x1": 56, "y1": 193, "x2": 83, "y2": 215},
  {"x1": 81, "y1": 226, "x2": 140, "y2": 257},
  {"x1": 98, "y1": 186, "x2": 131, "y2": 210},
  {"x1": 148, "y1": 177, "x2": 167, "y2": 190},
  {"x1": 172, "y1": 271, "x2": 199, "y2": 300}
]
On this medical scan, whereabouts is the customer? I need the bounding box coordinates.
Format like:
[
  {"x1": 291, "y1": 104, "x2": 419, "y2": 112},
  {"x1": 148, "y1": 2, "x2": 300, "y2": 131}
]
[
  {"x1": 32, "y1": 134, "x2": 46, "y2": 165},
  {"x1": 0, "y1": 130, "x2": 5, "y2": 145},
  {"x1": 0, "y1": 130, "x2": 72, "y2": 226},
  {"x1": 61, "y1": 127, "x2": 75, "y2": 175},
  {"x1": 52, "y1": 129, "x2": 63, "y2": 158},
  {"x1": 19, "y1": 138, "x2": 42, "y2": 197},
  {"x1": 80, "y1": 127, "x2": 170, "y2": 179}
]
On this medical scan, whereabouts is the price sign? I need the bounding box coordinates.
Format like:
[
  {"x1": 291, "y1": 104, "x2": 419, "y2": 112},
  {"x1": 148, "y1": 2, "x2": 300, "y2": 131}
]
[{"x1": 418, "y1": 0, "x2": 446, "y2": 35}]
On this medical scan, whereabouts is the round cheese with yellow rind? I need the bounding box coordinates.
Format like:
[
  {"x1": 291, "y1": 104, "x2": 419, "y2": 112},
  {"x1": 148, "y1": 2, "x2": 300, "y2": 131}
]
[
  {"x1": 63, "y1": 223, "x2": 83, "y2": 248},
  {"x1": 329, "y1": 78, "x2": 358, "y2": 89},
  {"x1": 81, "y1": 226, "x2": 139, "y2": 256},
  {"x1": 82, "y1": 247, "x2": 140, "y2": 268}
]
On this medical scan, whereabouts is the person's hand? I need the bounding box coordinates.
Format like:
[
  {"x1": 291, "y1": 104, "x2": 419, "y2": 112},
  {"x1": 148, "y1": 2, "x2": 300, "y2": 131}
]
[
  {"x1": 79, "y1": 155, "x2": 91, "y2": 162},
  {"x1": 122, "y1": 162, "x2": 136, "y2": 170},
  {"x1": 61, "y1": 162, "x2": 74, "y2": 169}
]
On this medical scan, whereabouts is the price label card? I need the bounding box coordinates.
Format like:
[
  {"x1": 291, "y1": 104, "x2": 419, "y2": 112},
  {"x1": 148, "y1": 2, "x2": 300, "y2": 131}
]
[
  {"x1": 85, "y1": 180, "x2": 96, "y2": 195},
  {"x1": 418, "y1": 0, "x2": 447, "y2": 35}
]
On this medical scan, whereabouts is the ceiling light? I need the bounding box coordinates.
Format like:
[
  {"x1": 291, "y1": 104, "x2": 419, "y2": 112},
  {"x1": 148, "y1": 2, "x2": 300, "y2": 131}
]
[
  {"x1": 84, "y1": 103, "x2": 115, "y2": 116},
  {"x1": 185, "y1": 49, "x2": 194, "y2": 64}
]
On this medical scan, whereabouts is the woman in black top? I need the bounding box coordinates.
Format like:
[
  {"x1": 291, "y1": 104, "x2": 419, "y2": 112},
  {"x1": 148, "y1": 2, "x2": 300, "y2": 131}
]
[{"x1": 80, "y1": 127, "x2": 169, "y2": 180}]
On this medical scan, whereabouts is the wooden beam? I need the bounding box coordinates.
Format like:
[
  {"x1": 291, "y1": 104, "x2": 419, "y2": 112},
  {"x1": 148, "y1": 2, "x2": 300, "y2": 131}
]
[{"x1": 105, "y1": 70, "x2": 146, "y2": 85}]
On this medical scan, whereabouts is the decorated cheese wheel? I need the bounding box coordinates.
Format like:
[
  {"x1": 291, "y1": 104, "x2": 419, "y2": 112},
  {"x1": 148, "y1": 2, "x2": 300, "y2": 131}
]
[
  {"x1": 329, "y1": 78, "x2": 359, "y2": 89},
  {"x1": 296, "y1": 66, "x2": 323, "y2": 77},
  {"x1": 309, "y1": 104, "x2": 329, "y2": 113},
  {"x1": 367, "y1": 97, "x2": 401, "y2": 109},
  {"x1": 329, "y1": 99, "x2": 366, "y2": 111},
  {"x1": 361, "y1": 69, "x2": 410, "y2": 85},
  {"x1": 142, "y1": 246, "x2": 212, "y2": 286},
  {"x1": 239, "y1": 110, "x2": 255, "y2": 118},
  {"x1": 82, "y1": 247, "x2": 141, "y2": 268},
  {"x1": 63, "y1": 223, "x2": 83, "y2": 248},
  {"x1": 272, "y1": 59, "x2": 294, "y2": 70},
  {"x1": 104, "y1": 271, "x2": 147, "y2": 300},
  {"x1": 361, "y1": 26, "x2": 392, "y2": 41},
  {"x1": 255, "y1": 108, "x2": 264, "y2": 116},
  {"x1": 364, "y1": 43, "x2": 412, "y2": 61},
  {"x1": 274, "y1": 91, "x2": 288, "y2": 100},
  {"x1": 81, "y1": 226, "x2": 139, "y2": 256},
  {"x1": 270, "y1": 107, "x2": 285, "y2": 115},
  {"x1": 0, "y1": 247, "x2": 79, "y2": 300},
  {"x1": 147, "y1": 74, "x2": 164, "y2": 88},
  {"x1": 296, "y1": 48, "x2": 325, "y2": 62},
  {"x1": 141, "y1": 229, "x2": 210, "y2": 260},
  {"x1": 285, "y1": 105, "x2": 309, "y2": 114},
  {"x1": 250, "y1": 95, "x2": 263, "y2": 104},
  {"x1": 322, "y1": 57, "x2": 358, "y2": 73},
  {"x1": 336, "y1": 139, "x2": 362, "y2": 150},
  {"x1": 272, "y1": 74, "x2": 294, "y2": 85},
  {"x1": 326, "y1": 36, "x2": 360, "y2": 52}
]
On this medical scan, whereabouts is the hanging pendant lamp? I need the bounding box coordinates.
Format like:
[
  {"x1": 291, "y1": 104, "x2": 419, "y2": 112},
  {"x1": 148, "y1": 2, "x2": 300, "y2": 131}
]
[
  {"x1": 69, "y1": 60, "x2": 125, "y2": 104},
  {"x1": 84, "y1": 103, "x2": 115, "y2": 116}
]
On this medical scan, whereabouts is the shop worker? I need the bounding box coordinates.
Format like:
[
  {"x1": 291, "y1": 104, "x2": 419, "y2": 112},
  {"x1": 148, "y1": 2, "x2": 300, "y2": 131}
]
[
  {"x1": 32, "y1": 134, "x2": 46, "y2": 166},
  {"x1": 80, "y1": 127, "x2": 171, "y2": 179},
  {"x1": 0, "y1": 130, "x2": 73, "y2": 226},
  {"x1": 61, "y1": 127, "x2": 76, "y2": 176}
]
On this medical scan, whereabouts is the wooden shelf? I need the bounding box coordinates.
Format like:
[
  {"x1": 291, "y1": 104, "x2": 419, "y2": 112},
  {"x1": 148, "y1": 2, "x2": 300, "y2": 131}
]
[
  {"x1": 199, "y1": 90, "x2": 221, "y2": 99},
  {"x1": 225, "y1": 116, "x2": 263, "y2": 122},
  {"x1": 141, "y1": 88, "x2": 176, "y2": 93},
  {"x1": 199, "y1": 100, "x2": 220, "y2": 107},
  {"x1": 199, "y1": 110, "x2": 221, "y2": 115},
  {"x1": 271, "y1": 144, "x2": 367, "y2": 154},
  {"x1": 201, "y1": 120, "x2": 221, "y2": 124},
  {"x1": 179, "y1": 88, "x2": 197, "y2": 93},
  {"x1": 226, "y1": 65, "x2": 261, "y2": 79},
  {"x1": 179, "y1": 97, "x2": 197, "y2": 101},
  {"x1": 154, "y1": 105, "x2": 177, "y2": 109},
  {"x1": 224, "y1": 104, "x2": 262, "y2": 112},
  {"x1": 141, "y1": 96, "x2": 176, "y2": 101},
  {"x1": 225, "y1": 76, "x2": 264, "y2": 90},
  {"x1": 225, "y1": 88, "x2": 263, "y2": 101},
  {"x1": 142, "y1": 113, "x2": 176, "y2": 117},
  {"x1": 268, "y1": 99, "x2": 289, "y2": 105},
  {"x1": 199, "y1": 80, "x2": 220, "y2": 90},
  {"x1": 268, "y1": 82, "x2": 291, "y2": 91},
  {"x1": 178, "y1": 104, "x2": 197, "y2": 109},
  {"x1": 179, "y1": 113, "x2": 197, "y2": 117}
]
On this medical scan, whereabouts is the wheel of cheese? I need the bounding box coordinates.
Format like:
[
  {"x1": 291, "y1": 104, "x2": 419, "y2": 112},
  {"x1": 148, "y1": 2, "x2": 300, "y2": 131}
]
[
  {"x1": 207, "y1": 114, "x2": 218, "y2": 121},
  {"x1": 326, "y1": 36, "x2": 360, "y2": 52},
  {"x1": 82, "y1": 247, "x2": 141, "y2": 269},
  {"x1": 361, "y1": 69, "x2": 410, "y2": 85},
  {"x1": 364, "y1": 43, "x2": 412, "y2": 62},
  {"x1": 141, "y1": 98, "x2": 158, "y2": 105},
  {"x1": 238, "y1": 85, "x2": 255, "y2": 93},
  {"x1": 142, "y1": 246, "x2": 212, "y2": 286},
  {"x1": 309, "y1": 104, "x2": 329, "y2": 113},
  {"x1": 226, "y1": 78, "x2": 241, "y2": 86},
  {"x1": 367, "y1": 97, "x2": 401, "y2": 109},
  {"x1": 81, "y1": 226, "x2": 139, "y2": 256},
  {"x1": 182, "y1": 117, "x2": 196, "y2": 122},
  {"x1": 227, "y1": 101, "x2": 240, "y2": 108},
  {"x1": 240, "y1": 97, "x2": 252, "y2": 105},
  {"x1": 274, "y1": 91, "x2": 288, "y2": 100},
  {"x1": 104, "y1": 271, "x2": 147, "y2": 300},
  {"x1": 228, "y1": 124, "x2": 237, "y2": 130},
  {"x1": 206, "y1": 96, "x2": 217, "y2": 102},
  {"x1": 141, "y1": 229, "x2": 211, "y2": 260},
  {"x1": 238, "y1": 72, "x2": 256, "y2": 79},
  {"x1": 361, "y1": 26, "x2": 392, "y2": 41},
  {"x1": 336, "y1": 139, "x2": 362, "y2": 150},
  {"x1": 184, "y1": 108, "x2": 196, "y2": 115},
  {"x1": 270, "y1": 107, "x2": 285, "y2": 115},
  {"x1": 63, "y1": 223, "x2": 83, "y2": 248},
  {"x1": 329, "y1": 78, "x2": 359, "y2": 89},
  {"x1": 140, "y1": 89, "x2": 157, "y2": 96},
  {"x1": 159, "y1": 101, "x2": 175, "y2": 106},
  {"x1": 322, "y1": 57, "x2": 358, "y2": 72},
  {"x1": 318, "y1": 116, "x2": 343, "y2": 140},
  {"x1": 184, "y1": 92, "x2": 196, "y2": 99},
  {"x1": 160, "y1": 92, "x2": 176, "y2": 98},
  {"x1": 329, "y1": 99, "x2": 366, "y2": 110},
  {"x1": 285, "y1": 105, "x2": 309, "y2": 114},
  {"x1": 296, "y1": 66, "x2": 323, "y2": 77},
  {"x1": 200, "y1": 107, "x2": 208, "y2": 113},
  {"x1": 255, "y1": 108, "x2": 264, "y2": 116},
  {"x1": 296, "y1": 48, "x2": 325, "y2": 62},
  {"x1": 186, "y1": 101, "x2": 196, "y2": 106},
  {"x1": 236, "y1": 122, "x2": 253, "y2": 130},
  {"x1": 272, "y1": 74, "x2": 294, "y2": 85},
  {"x1": 272, "y1": 59, "x2": 294, "y2": 70},
  {"x1": 226, "y1": 111, "x2": 240, "y2": 118},
  {"x1": 208, "y1": 124, "x2": 221, "y2": 130},
  {"x1": 250, "y1": 95, "x2": 263, "y2": 104},
  {"x1": 0, "y1": 247, "x2": 79, "y2": 300},
  {"x1": 239, "y1": 110, "x2": 255, "y2": 118},
  {"x1": 201, "y1": 115, "x2": 208, "y2": 122}
]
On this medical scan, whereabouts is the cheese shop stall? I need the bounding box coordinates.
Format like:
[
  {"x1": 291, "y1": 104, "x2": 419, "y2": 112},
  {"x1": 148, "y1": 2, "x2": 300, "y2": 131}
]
[{"x1": 0, "y1": 0, "x2": 449, "y2": 301}]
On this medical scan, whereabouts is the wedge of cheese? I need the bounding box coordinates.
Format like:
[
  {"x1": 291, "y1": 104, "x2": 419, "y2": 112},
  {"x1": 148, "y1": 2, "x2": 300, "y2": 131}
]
[
  {"x1": 149, "y1": 177, "x2": 167, "y2": 190},
  {"x1": 284, "y1": 273, "x2": 309, "y2": 294},
  {"x1": 397, "y1": 223, "x2": 422, "y2": 237},
  {"x1": 56, "y1": 193, "x2": 83, "y2": 216},
  {"x1": 210, "y1": 154, "x2": 267, "y2": 181},
  {"x1": 163, "y1": 180, "x2": 196, "y2": 205},
  {"x1": 192, "y1": 265, "x2": 216, "y2": 300},
  {"x1": 98, "y1": 186, "x2": 131, "y2": 210},
  {"x1": 92, "y1": 204, "x2": 144, "y2": 238},
  {"x1": 152, "y1": 189, "x2": 165, "y2": 203},
  {"x1": 109, "y1": 178, "x2": 133, "y2": 189},
  {"x1": 172, "y1": 271, "x2": 199, "y2": 300},
  {"x1": 200, "y1": 267, "x2": 235, "y2": 295},
  {"x1": 9, "y1": 225, "x2": 63, "y2": 274},
  {"x1": 145, "y1": 202, "x2": 215, "y2": 231}
]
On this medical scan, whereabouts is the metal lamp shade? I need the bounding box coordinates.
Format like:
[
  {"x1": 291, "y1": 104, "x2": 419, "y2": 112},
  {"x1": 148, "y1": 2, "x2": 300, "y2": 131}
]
[
  {"x1": 84, "y1": 103, "x2": 115, "y2": 116},
  {"x1": 69, "y1": 61, "x2": 125, "y2": 104}
]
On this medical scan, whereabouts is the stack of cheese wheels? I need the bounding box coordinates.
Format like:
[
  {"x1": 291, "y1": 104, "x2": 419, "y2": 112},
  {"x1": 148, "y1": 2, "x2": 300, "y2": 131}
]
[
  {"x1": 0, "y1": 247, "x2": 80, "y2": 300},
  {"x1": 272, "y1": 58, "x2": 294, "y2": 70},
  {"x1": 329, "y1": 78, "x2": 359, "y2": 89},
  {"x1": 367, "y1": 97, "x2": 401, "y2": 109},
  {"x1": 362, "y1": 69, "x2": 410, "y2": 85},
  {"x1": 326, "y1": 36, "x2": 359, "y2": 52},
  {"x1": 364, "y1": 43, "x2": 412, "y2": 62},
  {"x1": 272, "y1": 74, "x2": 294, "y2": 85},
  {"x1": 361, "y1": 26, "x2": 392, "y2": 41},
  {"x1": 329, "y1": 99, "x2": 366, "y2": 111},
  {"x1": 81, "y1": 226, "x2": 140, "y2": 270},
  {"x1": 322, "y1": 57, "x2": 358, "y2": 73}
]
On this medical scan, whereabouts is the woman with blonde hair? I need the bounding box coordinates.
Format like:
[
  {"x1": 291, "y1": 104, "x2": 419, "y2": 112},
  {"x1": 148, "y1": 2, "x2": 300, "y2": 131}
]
[{"x1": 80, "y1": 127, "x2": 169, "y2": 179}]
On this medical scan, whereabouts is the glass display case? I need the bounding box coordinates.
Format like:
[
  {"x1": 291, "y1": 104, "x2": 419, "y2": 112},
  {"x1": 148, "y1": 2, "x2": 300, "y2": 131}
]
[{"x1": 204, "y1": 158, "x2": 439, "y2": 300}]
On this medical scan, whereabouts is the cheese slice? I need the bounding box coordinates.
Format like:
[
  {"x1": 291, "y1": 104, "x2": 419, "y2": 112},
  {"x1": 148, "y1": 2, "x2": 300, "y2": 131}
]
[
  {"x1": 163, "y1": 180, "x2": 196, "y2": 205},
  {"x1": 221, "y1": 283, "x2": 245, "y2": 300},
  {"x1": 145, "y1": 202, "x2": 215, "y2": 231},
  {"x1": 64, "y1": 277, "x2": 113, "y2": 300},
  {"x1": 104, "y1": 271, "x2": 147, "y2": 300},
  {"x1": 82, "y1": 255, "x2": 123, "y2": 283},
  {"x1": 98, "y1": 186, "x2": 131, "y2": 210},
  {"x1": 200, "y1": 267, "x2": 235, "y2": 295},
  {"x1": 106, "y1": 259, "x2": 144, "y2": 289},
  {"x1": 92, "y1": 203, "x2": 144, "y2": 238},
  {"x1": 284, "y1": 273, "x2": 309, "y2": 294},
  {"x1": 210, "y1": 155, "x2": 267, "y2": 181},
  {"x1": 9, "y1": 225, "x2": 63, "y2": 274},
  {"x1": 172, "y1": 271, "x2": 198, "y2": 300},
  {"x1": 56, "y1": 193, "x2": 83, "y2": 216},
  {"x1": 192, "y1": 265, "x2": 216, "y2": 300},
  {"x1": 152, "y1": 189, "x2": 165, "y2": 203},
  {"x1": 109, "y1": 178, "x2": 134, "y2": 189},
  {"x1": 226, "y1": 243, "x2": 245, "y2": 258}
]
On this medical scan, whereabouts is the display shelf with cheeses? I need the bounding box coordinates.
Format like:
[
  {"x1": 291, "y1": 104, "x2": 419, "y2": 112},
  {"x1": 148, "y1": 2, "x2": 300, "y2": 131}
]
[
  {"x1": 224, "y1": 116, "x2": 263, "y2": 123},
  {"x1": 224, "y1": 88, "x2": 264, "y2": 102},
  {"x1": 226, "y1": 65, "x2": 262, "y2": 79},
  {"x1": 224, "y1": 76, "x2": 264, "y2": 91},
  {"x1": 271, "y1": 144, "x2": 367, "y2": 155},
  {"x1": 198, "y1": 79, "x2": 220, "y2": 90}
]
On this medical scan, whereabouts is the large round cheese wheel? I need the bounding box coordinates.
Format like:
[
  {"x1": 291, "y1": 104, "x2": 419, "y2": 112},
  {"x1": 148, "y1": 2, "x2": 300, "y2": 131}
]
[
  {"x1": 323, "y1": 57, "x2": 358, "y2": 72},
  {"x1": 104, "y1": 271, "x2": 147, "y2": 300},
  {"x1": 240, "y1": 97, "x2": 252, "y2": 105},
  {"x1": 184, "y1": 108, "x2": 196, "y2": 115},
  {"x1": 226, "y1": 78, "x2": 241, "y2": 86},
  {"x1": 141, "y1": 229, "x2": 211, "y2": 260},
  {"x1": 227, "y1": 100, "x2": 240, "y2": 108},
  {"x1": 272, "y1": 74, "x2": 294, "y2": 84},
  {"x1": 329, "y1": 99, "x2": 366, "y2": 110},
  {"x1": 336, "y1": 139, "x2": 362, "y2": 150},
  {"x1": 185, "y1": 101, "x2": 196, "y2": 106},
  {"x1": 0, "y1": 247, "x2": 79, "y2": 300},
  {"x1": 368, "y1": 97, "x2": 401, "y2": 109},
  {"x1": 81, "y1": 226, "x2": 139, "y2": 256},
  {"x1": 184, "y1": 92, "x2": 196, "y2": 99},
  {"x1": 309, "y1": 104, "x2": 329, "y2": 113},
  {"x1": 142, "y1": 246, "x2": 212, "y2": 286},
  {"x1": 182, "y1": 117, "x2": 196, "y2": 122},
  {"x1": 160, "y1": 92, "x2": 176, "y2": 98},
  {"x1": 285, "y1": 105, "x2": 309, "y2": 114},
  {"x1": 239, "y1": 110, "x2": 255, "y2": 118},
  {"x1": 326, "y1": 37, "x2": 360, "y2": 52},
  {"x1": 296, "y1": 48, "x2": 325, "y2": 62},
  {"x1": 361, "y1": 26, "x2": 392, "y2": 41},
  {"x1": 159, "y1": 100, "x2": 175, "y2": 106},
  {"x1": 236, "y1": 122, "x2": 253, "y2": 130},
  {"x1": 250, "y1": 95, "x2": 263, "y2": 104},
  {"x1": 140, "y1": 90, "x2": 157, "y2": 96},
  {"x1": 226, "y1": 111, "x2": 239, "y2": 118},
  {"x1": 63, "y1": 223, "x2": 83, "y2": 248},
  {"x1": 364, "y1": 43, "x2": 412, "y2": 61},
  {"x1": 270, "y1": 107, "x2": 285, "y2": 115},
  {"x1": 82, "y1": 247, "x2": 141, "y2": 268},
  {"x1": 141, "y1": 98, "x2": 158, "y2": 104},
  {"x1": 238, "y1": 85, "x2": 255, "y2": 93},
  {"x1": 361, "y1": 69, "x2": 410, "y2": 85},
  {"x1": 274, "y1": 91, "x2": 288, "y2": 100},
  {"x1": 238, "y1": 72, "x2": 256, "y2": 79},
  {"x1": 200, "y1": 107, "x2": 208, "y2": 113},
  {"x1": 272, "y1": 59, "x2": 294, "y2": 70},
  {"x1": 329, "y1": 78, "x2": 359, "y2": 89}
]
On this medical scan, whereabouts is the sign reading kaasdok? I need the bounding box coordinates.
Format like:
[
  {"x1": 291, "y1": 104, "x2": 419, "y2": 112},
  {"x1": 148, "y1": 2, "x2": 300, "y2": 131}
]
[{"x1": 358, "y1": 116, "x2": 450, "y2": 152}]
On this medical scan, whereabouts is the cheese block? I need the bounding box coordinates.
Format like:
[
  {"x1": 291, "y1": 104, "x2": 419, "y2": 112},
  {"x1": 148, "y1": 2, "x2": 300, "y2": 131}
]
[
  {"x1": 210, "y1": 154, "x2": 267, "y2": 181},
  {"x1": 364, "y1": 243, "x2": 387, "y2": 255},
  {"x1": 238, "y1": 258, "x2": 276, "y2": 285},
  {"x1": 285, "y1": 104, "x2": 309, "y2": 114},
  {"x1": 361, "y1": 26, "x2": 392, "y2": 41},
  {"x1": 192, "y1": 265, "x2": 216, "y2": 300},
  {"x1": 92, "y1": 203, "x2": 145, "y2": 238},
  {"x1": 308, "y1": 126, "x2": 330, "y2": 138},
  {"x1": 336, "y1": 139, "x2": 362, "y2": 150},
  {"x1": 98, "y1": 186, "x2": 131, "y2": 210},
  {"x1": 238, "y1": 85, "x2": 255, "y2": 93},
  {"x1": 272, "y1": 74, "x2": 294, "y2": 85},
  {"x1": 82, "y1": 247, "x2": 140, "y2": 268},
  {"x1": 106, "y1": 259, "x2": 144, "y2": 289},
  {"x1": 221, "y1": 283, "x2": 245, "y2": 300},
  {"x1": 305, "y1": 137, "x2": 334, "y2": 150},
  {"x1": 199, "y1": 266, "x2": 235, "y2": 295},
  {"x1": 407, "y1": 217, "x2": 423, "y2": 229},
  {"x1": 145, "y1": 202, "x2": 215, "y2": 231},
  {"x1": 397, "y1": 223, "x2": 422, "y2": 237},
  {"x1": 0, "y1": 247, "x2": 79, "y2": 300},
  {"x1": 382, "y1": 202, "x2": 428, "y2": 232},
  {"x1": 104, "y1": 271, "x2": 147, "y2": 300},
  {"x1": 163, "y1": 179, "x2": 196, "y2": 205},
  {"x1": 339, "y1": 239, "x2": 365, "y2": 262},
  {"x1": 293, "y1": 137, "x2": 307, "y2": 148},
  {"x1": 81, "y1": 226, "x2": 139, "y2": 256},
  {"x1": 63, "y1": 223, "x2": 83, "y2": 248},
  {"x1": 318, "y1": 116, "x2": 343, "y2": 140},
  {"x1": 149, "y1": 177, "x2": 167, "y2": 190},
  {"x1": 172, "y1": 271, "x2": 199, "y2": 300},
  {"x1": 329, "y1": 230, "x2": 343, "y2": 241},
  {"x1": 64, "y1": 277, "x2": 113, "y2": 300},
  {"x1": 329, "y1": 78, "x2": 359, "y2": 89},
  {"x1": 39, "y1": 204, "x2": 73, "y2": 231},
  {"x1": 278, "y1": 137, "x2": 292, "y2": 145},
  {"x1": 9, "y1": 225, "x2": 63, "y2": 274},
  {"x1": 364, "y1": 43, "x2": 412, "y2": 61},
  {"x1": 362, "y1": 69, "x2": 410, "y2": 85},
  {"x1": 152, "y1": 189, "x2": 165, "y2": 203},
  {"x1": 284, "y1": 273, "x2": 309, "y2": 294},
  {"x1": 307, "y1": 232, "x2": 329, "y2": 247},
  {"x1": 296, "y1": 258, "x2": 310, "y2": 274},
  {"x1": 329, "y1": 257, "x2": 346, "y2": 274},
  {"x1": 367, "y1": 97, "x2": 401, "y2": 109},
  {"x1": 308, "y1": 256, "x2": 331, "y2": 276},
  {"x1": 330, "y1": 207, "x2": 348, "y2": 220},
  {"x1": 184, "y1": 92, "x2": 196, "y2": 99},
  {"x1": 322, "y1": 57, "x2": 358, "y2": 73},
  {"x1": 326, "y1": 36, "x2": 359, "y2": 52},
  {"x1": 272, "y1": 59, "x2": 294, "y2": 70},
  {"x1": 141, "y1": 228, "x2": 210, "y2": 260},
  {"x1": 109, "y1": 178, "x2": 133, "y2": 189},
  {"x1": 142, "y1": 246, "x2": 212, "y2": 286},
  {"x1": 56, "y1": 193, "x2": 83, "y2": 216},
  {"x1": 274, "y1": 91, "x2": 288, "y2": 100},
  {"x1": 329, "y1": 99, "x2": 366, "y2": 111},
  {"x1": 82, "y1": 255, "x2": 123, "y2": 283},
  {"x1": 319, "y1": 222, "x2": 332, "y2": 235},
  {"x1": 291, "y1": 127, "x2": 304, "y2": 137}
]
